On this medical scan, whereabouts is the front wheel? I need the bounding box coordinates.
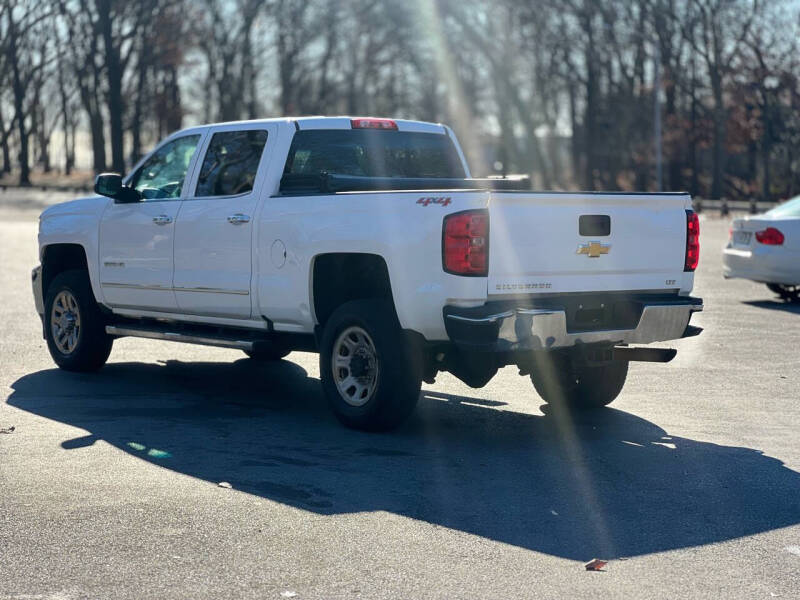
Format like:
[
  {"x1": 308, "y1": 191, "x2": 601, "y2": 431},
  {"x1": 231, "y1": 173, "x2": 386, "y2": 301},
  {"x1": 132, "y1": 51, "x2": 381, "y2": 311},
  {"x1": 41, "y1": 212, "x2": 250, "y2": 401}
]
[
  {"x1": 530, "y1": 351, "x2": 628, "y2": 410},
  {"x1": 319, "y1": 300, "x2": 421, "y2": 431},
  {"x1": 44, "y1": 270, "x2": 113, "y2": 372}
]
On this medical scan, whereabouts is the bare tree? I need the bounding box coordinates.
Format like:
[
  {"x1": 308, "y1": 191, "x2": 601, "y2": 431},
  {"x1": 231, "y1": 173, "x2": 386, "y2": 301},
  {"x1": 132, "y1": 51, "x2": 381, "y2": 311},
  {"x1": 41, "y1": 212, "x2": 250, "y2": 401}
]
[
  {"x1": 1, "y1": 0, "x2": 55, "y2": 185},
  {"x1": 3, "y1": 0, "x2": 800, "y2": 197},
  {"x1": 193, "y1": 0, "x2": 263, "y2": 121},
  {"x1": 58, "y1": 0, "x2": 108, "y2": 173},
  {"x1": 682, "y1": 0, "x2": 761, "y2": 198},
  {"x1": 96, "y1": 0, "x2": 142, "y2": 173}
]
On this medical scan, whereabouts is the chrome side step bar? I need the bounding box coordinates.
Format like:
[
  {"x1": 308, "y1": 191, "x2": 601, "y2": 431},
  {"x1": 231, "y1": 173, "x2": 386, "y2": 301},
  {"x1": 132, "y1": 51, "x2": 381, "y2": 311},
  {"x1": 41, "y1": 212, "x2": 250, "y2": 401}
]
[{"x1": 105, "y1": 325, "x2": 255, "y2": 351}]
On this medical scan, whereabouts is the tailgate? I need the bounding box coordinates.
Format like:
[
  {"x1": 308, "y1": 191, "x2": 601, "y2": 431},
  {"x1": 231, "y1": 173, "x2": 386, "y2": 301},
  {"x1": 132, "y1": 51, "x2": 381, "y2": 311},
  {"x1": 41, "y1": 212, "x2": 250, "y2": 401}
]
[{"x1": 487, "y1": 192, "x2": 690, "y2": 295}]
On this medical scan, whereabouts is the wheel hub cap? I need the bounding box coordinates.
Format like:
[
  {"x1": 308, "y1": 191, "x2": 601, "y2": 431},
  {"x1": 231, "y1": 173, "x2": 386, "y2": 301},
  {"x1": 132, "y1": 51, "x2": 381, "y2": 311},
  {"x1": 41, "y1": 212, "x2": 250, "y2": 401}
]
[
  {"x1": 349, "y1": 349, "x2": 374, "y2": 378},
  {"x1": 50, "y1": 290, "x2": 81, "y2": 355},
  {"x1": 332, "y1": 326, "x2": 379, "y2": 407}
]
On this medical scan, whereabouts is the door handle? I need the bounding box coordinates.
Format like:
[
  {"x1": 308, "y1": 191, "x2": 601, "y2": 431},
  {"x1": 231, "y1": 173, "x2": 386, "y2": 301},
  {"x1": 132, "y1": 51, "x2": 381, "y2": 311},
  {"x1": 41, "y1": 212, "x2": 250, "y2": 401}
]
[
  {"x1": 152, "y1": 214, "x2": 173, "y2": 225},
  {"x1": 227, "y1": 213, "x2": 251, "y2": 225}
]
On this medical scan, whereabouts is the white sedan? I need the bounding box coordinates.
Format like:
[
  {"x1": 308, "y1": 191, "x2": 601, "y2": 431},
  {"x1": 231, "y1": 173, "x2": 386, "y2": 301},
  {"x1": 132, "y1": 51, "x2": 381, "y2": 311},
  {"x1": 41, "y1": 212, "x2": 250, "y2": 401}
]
[{"x1": 723, "y1": 196, "x2": 800, "y2": 301}]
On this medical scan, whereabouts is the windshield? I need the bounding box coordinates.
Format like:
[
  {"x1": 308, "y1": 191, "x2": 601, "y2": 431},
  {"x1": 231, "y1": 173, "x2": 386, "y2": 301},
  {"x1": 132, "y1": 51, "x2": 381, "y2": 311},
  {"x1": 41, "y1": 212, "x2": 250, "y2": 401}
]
[
  {"x1": 765, "y1": 195, "x2": 800, "y2": 218},
  {"x1": 283, "y1": 129, "x2": 466, "y2": 179}
]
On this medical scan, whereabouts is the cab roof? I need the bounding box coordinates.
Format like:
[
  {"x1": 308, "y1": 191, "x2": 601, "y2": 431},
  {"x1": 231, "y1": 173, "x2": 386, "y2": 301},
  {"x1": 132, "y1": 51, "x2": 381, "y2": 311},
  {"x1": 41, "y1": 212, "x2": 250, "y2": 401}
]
[{"x1": 177, "y1": 116, "x2": 448, "y2": 136}]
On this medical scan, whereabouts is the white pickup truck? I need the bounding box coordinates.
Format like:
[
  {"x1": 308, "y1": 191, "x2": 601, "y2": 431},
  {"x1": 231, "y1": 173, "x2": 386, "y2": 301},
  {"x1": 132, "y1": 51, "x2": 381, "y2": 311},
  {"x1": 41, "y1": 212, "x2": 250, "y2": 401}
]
[{"x1": 32, "y1": 116, "x2": 703, "y2": 430}]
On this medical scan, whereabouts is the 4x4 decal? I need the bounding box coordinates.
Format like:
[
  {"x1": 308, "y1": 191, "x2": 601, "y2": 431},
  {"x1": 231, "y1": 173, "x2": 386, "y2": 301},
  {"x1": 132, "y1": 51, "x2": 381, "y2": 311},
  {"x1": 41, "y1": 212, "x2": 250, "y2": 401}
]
[{"x1": 417, "y1": 196, "x2": 452, "y2": 207}]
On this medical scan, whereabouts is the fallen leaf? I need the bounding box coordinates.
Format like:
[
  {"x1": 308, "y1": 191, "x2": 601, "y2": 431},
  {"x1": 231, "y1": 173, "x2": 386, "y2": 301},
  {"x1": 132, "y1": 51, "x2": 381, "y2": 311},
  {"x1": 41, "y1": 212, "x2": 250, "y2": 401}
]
[
  {"x1": 0, "y1": 426, "x2": 15, "y2": 434},
  {"x1": 218, "y1": 481, "x2": 232, "y2": 489},
  {"x1": 584, "y1": 558, "x2": 608, "y2": 571},
  {"x1": 784, "y1": 545, "x2": 800, "y2": 557}
]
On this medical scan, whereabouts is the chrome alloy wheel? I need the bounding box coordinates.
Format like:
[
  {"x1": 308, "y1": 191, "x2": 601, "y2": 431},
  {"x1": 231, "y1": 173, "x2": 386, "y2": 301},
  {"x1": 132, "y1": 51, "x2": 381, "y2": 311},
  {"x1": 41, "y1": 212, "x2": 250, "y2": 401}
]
[
  {"x1": 331, "y1": 326, "x2": 380, "y2": 407},
  {"x1": 50, "y1": 290, "x2": 81, "y2": 354}
]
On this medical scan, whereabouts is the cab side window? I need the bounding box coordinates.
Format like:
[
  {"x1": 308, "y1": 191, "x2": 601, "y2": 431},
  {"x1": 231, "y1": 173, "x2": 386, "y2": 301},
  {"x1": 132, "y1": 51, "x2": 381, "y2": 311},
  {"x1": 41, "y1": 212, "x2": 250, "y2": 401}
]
[
  {"x1": 129, "y1": 134, "x2": 201, "y2": 200},
  {"x1": 195, "y1": 130, "x2": 269, "y2": 197}
]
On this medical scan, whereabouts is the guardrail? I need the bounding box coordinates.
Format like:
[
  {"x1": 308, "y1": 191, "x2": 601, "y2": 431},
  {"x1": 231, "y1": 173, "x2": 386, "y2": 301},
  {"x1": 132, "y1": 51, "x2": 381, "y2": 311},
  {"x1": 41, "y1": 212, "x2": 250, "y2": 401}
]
[
  {"x1": 693, "y1": 198, "x2": 778, "y2": 215},
  {"x1": 0, "y1": 183, "x2": 92, "y2": 194}
]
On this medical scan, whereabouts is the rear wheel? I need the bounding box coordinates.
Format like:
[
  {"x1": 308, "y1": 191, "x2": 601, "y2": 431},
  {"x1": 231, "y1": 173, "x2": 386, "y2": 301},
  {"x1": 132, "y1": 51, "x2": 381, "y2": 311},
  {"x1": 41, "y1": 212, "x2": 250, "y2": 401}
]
[
  {"x1": 44, "y1": 270, "x2": 113, "y2": 372},
  {"x1": 766, "y1": 283, "x2": 800, "y2": 302},
  {"x1": 320, "y1": 300, "x2": 421, "y2": 431},
  {"x1": 530, "y1": 350, "x2": 628, "y2": 410}
]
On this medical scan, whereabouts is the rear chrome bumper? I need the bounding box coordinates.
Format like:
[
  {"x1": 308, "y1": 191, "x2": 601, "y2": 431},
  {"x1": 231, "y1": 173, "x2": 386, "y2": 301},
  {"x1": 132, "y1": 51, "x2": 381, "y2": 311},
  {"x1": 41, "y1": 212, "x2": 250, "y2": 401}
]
[{"x1": 444, "y1": 294, "x2": 703, "y2": 351}]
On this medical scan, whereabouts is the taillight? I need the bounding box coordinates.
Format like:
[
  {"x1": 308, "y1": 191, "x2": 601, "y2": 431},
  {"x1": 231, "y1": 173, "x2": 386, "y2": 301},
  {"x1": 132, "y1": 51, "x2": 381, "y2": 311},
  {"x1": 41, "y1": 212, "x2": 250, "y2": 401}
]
[
  {"x1": 350, "y1": 118, "x2": 397, "y2": 130},
  {"x1": 755, "y1": 227, "x2": 784, "y2": 245},
  {"x1": 685, "y1": 210, "x2": 700, "y2": 272},
  {"x1": 443, "y1": 210, "x2": 489, "y2": 276}
]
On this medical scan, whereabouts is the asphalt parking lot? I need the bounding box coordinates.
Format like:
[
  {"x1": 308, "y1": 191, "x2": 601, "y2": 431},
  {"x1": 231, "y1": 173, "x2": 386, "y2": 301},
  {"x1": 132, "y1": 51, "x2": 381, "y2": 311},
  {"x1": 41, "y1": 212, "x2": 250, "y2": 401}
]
[{"x1": 1, "y1": 196, "x2": 798, "y2": 599}]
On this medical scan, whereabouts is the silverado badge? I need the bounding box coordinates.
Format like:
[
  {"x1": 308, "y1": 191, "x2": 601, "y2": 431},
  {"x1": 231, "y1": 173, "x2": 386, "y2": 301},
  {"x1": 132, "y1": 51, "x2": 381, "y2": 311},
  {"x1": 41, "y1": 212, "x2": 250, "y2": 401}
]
[{"x1": 576, "y1": 241, "x2": 611, "y2": 258}]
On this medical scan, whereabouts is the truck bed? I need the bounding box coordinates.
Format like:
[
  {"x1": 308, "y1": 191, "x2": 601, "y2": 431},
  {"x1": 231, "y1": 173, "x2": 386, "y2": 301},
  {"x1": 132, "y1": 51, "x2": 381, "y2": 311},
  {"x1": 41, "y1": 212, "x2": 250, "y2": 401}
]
[{"x1": 277, "y1": 172, "x2": 695, "y2": 299}]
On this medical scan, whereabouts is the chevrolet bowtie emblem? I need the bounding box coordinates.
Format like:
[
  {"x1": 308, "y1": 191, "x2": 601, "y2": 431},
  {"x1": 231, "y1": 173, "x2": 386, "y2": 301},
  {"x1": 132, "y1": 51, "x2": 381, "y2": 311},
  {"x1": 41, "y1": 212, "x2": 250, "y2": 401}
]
[{"x1": 577, "y1": 241, "x2": 611, "y2": 258}]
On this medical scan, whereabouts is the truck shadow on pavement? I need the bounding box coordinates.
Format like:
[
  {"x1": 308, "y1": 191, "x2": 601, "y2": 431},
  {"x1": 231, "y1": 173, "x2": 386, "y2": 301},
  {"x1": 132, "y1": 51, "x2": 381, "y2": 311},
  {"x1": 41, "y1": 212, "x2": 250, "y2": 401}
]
[{"x1": 9, "y1": 358, "x2": 800, "y2": 561}]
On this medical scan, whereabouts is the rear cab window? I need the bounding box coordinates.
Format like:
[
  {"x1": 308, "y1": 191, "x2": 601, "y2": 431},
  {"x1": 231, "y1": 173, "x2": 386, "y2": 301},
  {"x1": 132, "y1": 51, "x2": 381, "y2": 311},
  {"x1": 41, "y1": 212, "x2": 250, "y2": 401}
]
[
  {"x1": 283, "y1": 130, "x2": 466, "y2": 181},
  {"x1": 195, "y1": 130, "x2": 269, "y2": 197}
]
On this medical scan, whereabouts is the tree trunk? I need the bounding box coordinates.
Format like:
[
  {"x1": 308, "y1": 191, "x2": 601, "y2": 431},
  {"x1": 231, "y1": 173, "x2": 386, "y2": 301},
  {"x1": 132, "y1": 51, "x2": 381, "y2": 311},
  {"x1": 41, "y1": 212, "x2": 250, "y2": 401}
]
[
  {"x1": 67, "y1": 119, "x2": 76, "y2": 175},
  {"x1": 580, "y1": 6, "x2": 598, "y2": 191},
  {"x1": 88, "y1": 106, "x2": 107, "y2": 173},
  {"x1": 14, "y1": 102, "x2": 30, "y2": 187},
  {"x1": 689, "y1": 54, "x2": 699, "y2": 197},
  {"x1": 75, "y1": 70, "x2": 107, "y2": 172},
  {"x1": 131, "y1": 37, "x2": 149, "y2": 164},
  {"x1": 58, "y1": 67, "x2": 73, "y2": 175},
  {"x1": 664, "y1": 67, "x2": 681, "y2": 191},
  {"x1": 7, "y1": 16, "x2": 31, "y2": 186},
  {"x1": 33, "y1": 88, "x2": 52, "y2": 174},
  {"x1": 761, "y1": 141, "x2": 771, "y2": 202},
  {"x1": 568, "y1": 80, "x2": 580, "y2": 188},
  {"x1": 165, "y1": 66, "x2": 182, "y2": 132},
  {"x1": 0, "y1": 108, "x2": 11, "y2": 175},
  {"x1": 583, "y1": 58, "x2": 598, "y2": 190},
  {"x1": 710, "y1": 93, "x2": 725, "y2": 199},
  {"x1": 98, "y1": 0, "x2": 125, "y2": 173}
]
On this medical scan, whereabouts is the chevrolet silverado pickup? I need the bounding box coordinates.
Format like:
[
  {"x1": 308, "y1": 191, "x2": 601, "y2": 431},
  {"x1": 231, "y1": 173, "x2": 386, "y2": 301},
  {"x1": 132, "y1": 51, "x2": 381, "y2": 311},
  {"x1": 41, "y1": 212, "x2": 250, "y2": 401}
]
[{"x1": 32, "y1": 116, "x2": 703, "y2": 430}]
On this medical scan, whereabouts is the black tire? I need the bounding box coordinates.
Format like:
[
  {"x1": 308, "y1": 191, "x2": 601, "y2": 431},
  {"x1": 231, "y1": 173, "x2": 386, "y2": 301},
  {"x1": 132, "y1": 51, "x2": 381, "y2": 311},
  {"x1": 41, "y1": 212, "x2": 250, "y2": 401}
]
[
  {"x1": 243, "y1": 346, "x2": 291, "y2": 361},
  {"x1": 530, "y1": 351, "x2": 628, "y2": 410},
  {"x1": 44, "y1": 269, "x2": 113, "y2": 372},
  {"x1": 766, "y1": 283, "x2": 800, "y2": 302},
  {"x1": 320, "y1": 300, "x2": 421, "y2": 431}
]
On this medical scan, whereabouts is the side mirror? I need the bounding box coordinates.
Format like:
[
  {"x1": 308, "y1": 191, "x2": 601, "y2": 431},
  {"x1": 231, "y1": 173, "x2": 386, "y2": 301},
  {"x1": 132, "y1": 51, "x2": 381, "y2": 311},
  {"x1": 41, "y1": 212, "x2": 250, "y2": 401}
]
[{"x1": 94, "y1": 173, "x2": 140, "y2": 203}]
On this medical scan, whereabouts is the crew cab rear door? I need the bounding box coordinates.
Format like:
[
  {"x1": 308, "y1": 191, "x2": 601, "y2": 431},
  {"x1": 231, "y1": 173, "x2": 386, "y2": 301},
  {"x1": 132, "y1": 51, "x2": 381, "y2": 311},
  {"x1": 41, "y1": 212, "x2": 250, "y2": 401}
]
[
  {"x1": 172, "y1": 123, "x2": 276, "y2": 319},
  {"x1": 487, "y1": 192, "x2": 691, "y2": 296}
]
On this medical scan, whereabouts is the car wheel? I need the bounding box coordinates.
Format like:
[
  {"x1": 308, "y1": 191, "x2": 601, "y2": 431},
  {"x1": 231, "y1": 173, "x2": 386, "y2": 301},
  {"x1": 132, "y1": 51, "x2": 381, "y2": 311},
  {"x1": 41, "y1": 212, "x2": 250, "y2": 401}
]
[
  {"x1": 44, "y1": 270, "x2": 113, "y2": 372},
  {"x1": 530, "y1": 350, "x2": 628, "y2": 410},
  {"x1": 766, "y1": 283, "x2": 800, "y2": 302},
  {"x1": 320, "y1": 300, "x2": 421, "y2": 431}
]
